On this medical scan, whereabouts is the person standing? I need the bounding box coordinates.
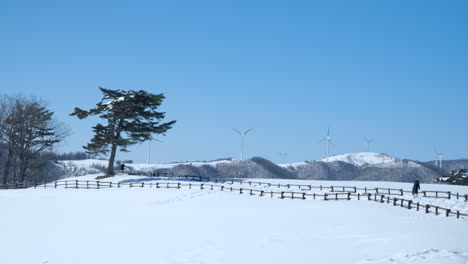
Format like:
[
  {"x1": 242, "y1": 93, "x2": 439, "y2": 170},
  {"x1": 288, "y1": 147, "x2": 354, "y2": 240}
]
[
  {"x1": 120, "y1": 163, "x2": 125, "y2": 172},
  {"x1": 412, "y1": 180, "x2": 420, "y2": 197}
]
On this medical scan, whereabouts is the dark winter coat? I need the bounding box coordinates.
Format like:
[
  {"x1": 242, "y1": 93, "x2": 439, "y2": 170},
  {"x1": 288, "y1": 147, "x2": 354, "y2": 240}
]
[{"x1": 412, "y1": 180, "x2": 420, "y2": 194}]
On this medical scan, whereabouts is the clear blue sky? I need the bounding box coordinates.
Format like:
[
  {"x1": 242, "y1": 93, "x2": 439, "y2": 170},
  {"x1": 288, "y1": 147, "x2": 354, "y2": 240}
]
[{"x1": 1, "y1": 0, "x2": 467, "y2": 163}]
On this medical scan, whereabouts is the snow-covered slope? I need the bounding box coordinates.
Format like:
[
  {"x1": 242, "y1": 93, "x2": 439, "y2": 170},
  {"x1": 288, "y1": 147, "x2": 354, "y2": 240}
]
[
  {"x1": 1, "y1": 176, "x2": 467, "y2": 264},
  {"x1": 58, "y1": 159, "x2": 235, "y2": 176},
  {"x1": 319, "y1": 152, "x2": 420, "y2": 167}
]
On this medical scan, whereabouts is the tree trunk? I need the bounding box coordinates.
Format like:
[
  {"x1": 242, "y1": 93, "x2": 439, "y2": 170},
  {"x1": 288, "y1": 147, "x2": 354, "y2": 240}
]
[
  {"x1": 107, "y1": 143, "x2": 118, "y2": 175},
  {"x1": 2, "y1": 146, "x2": 14, "y2": 184}
]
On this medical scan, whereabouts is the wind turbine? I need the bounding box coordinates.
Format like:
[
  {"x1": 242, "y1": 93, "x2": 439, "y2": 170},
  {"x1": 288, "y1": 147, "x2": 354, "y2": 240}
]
[
  {"x1": 279, "y1": 153, "x2": 288, "y2": 164},
  {"x1": 233, "y1": 128, "x2": 252, "y2": 161},
  {"x1": 147, "y1": 138, "x2": 162, "y2": 164},
  {"x1": 320, "y1": 125, "x2": 333, "y2": 161},
  {"x1": 364, "y1": 137, "x2": 374, "y2": 152}
]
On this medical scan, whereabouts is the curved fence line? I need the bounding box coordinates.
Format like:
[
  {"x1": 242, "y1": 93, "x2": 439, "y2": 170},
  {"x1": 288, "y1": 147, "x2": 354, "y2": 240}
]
[{"x1": 3, "y1": 179, "x2": 466, "y2": 220}]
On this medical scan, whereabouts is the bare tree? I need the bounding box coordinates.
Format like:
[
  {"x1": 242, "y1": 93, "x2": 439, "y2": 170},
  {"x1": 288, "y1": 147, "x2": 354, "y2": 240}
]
[{"x1": 0, "y1": 96, "x2": 69, "y2": 183}]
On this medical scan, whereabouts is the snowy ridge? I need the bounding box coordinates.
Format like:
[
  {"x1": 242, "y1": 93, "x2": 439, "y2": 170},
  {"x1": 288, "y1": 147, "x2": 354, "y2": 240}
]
[
  {"x1": 58, "y1": 159, "x2": 235, "y2": 174},
  {"x1": 319, "y1": 152, "x2": 420, "y2": 167}
]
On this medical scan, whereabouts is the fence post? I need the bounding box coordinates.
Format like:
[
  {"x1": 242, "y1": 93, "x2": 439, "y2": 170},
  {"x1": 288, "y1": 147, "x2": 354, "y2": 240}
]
[
  {"x1": 331, "y1": 186, "x2": 334, "y2": 192},
  {"x1": 130, "y1": 183, "x2": 133, "y2": 188},
  {"x1": 76, "y1": 180, "x2": 78, "y2": 189},
  {"x1": 302, "y1": 193, "x2": 306, "y2": 200},
  {"x1": 221, "y1": 186, "x2": 224, "y2": 191},
  {"x1": 271, "y1": 191, "x2": 273, "y2": 197},
  {"x1": 260, "y1": 190, "x2": 264, "y2": 197},
  {"x1": 380, "y1": 195, "x2": 384, "y2": 203},
  {"x1": 118, "y1": 182, "x2": 121, "y2": 188},
  {"x1": 408, "y1": 200, "x2": 412, "y2": 209},
  {"x1": 364, "y1": 187, "x2": 367, "y2": 194},
  {"x1": 280, "y1": 192, "x2": 284, "y2": 199},
  {"x1": 368, "y1": 193, "x2": 371, "y2": 201},
  {"x1": 435, "y1": 207, "x2": 439, "y2": 215},
  {"x1": 457, "y1": 211, "x2": 460, "y2": 219},
  {"x1": 425, "y1": 204, "x2": 429, "y2": 214},
  {"x1": 393, "y1": 198, "x2": 397, "y2": 206},
  {"x1": 324, "y1": 193, "x2": 328, "y2": 201},
  {"x1": 250, "y1": 190, "x2": 253, "y2": 195},
  {"x1": 320, "y1": 185, "x2": 322, "y2": 191},
  {"x1": 86, "y1": 181, "x2": 89, "y2": 189},
  {"x1": 189, "y1": 183, "x2": 192, "y2": 189},
  {"x1": 353, "y1": 187, "x2": 357, "y2": 193},
  {"x1": 347, "y1": 193, "x2": 351, "y2": 200},
  {"x1": 416, "y1": 202, "x2": 420, "y2": 211},
  {"x1": 34, "y1": 180, "x2": 37, "y2": 189},
  {"x1": 400, "y1": 199, "x2": 404, "y2": 207},
  {"x1": 65, "y1": 181, "x2": 68, "y2": 188},
  {"x1": 55, "y1": 181, "x2": 57, "y2": 189},
  {"x1": 375, "y1": 188, "x2": 378, "y2": 194},
  {"x1": 240, "y1": 188, "x2": 243, "y2": 194},
  {"x1": 357, "y1": 193, "x2": 360, "y2": 200},
  {"x1": 201, "y1": 184, "x2": 204, "y2": 190},
  {"x1": 423, "y1": 191, "x2": 426, "y2": 197},
  {"x1": 456, "y1": 193, "x2": 459, "y2": 199},
  {"x1": 178, "y1": 183, "x2": 181, "y2": 189},
  {"x1": 448, "y1": 192, "x2": 451, "y2": 199},
  {"x1": 400, "y1": 189, "x2": 403, "y2": 196},
  {"x1": 446, "y1": 209, "x2": 450, "y2": 217},
  {"x1": 210, "y1": 185, "x2": 213, "y2": 190},
  {"x1": 97, "y1": 181, "x2": 100, "y2": 189}
]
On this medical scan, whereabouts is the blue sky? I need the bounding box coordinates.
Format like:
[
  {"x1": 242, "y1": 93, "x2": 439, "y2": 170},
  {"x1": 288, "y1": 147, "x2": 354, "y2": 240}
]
[{"x1": 1, "y1": 0, "x2": 467, "y2": 163}]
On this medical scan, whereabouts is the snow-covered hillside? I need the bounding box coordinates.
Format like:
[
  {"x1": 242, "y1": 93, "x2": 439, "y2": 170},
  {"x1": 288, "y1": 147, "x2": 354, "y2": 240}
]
[
  {"x1": 58, "y1": 158, "x2": 235, "y2": 176},
  {"x1": 57, "y1": 153, "x2": 442, "y2": 183},
  {"x1": 1, "y1": 175, "x2": 467, "y2": 264},
  {"x1": 319, "y1": 152, "x2": 420, "y2": 167}
]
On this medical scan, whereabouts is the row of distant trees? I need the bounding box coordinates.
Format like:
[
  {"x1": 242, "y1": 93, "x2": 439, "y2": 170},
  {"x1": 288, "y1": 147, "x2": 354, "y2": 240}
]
[{"x1": 0, "y1": 87, "x2": 176, "y2": 183}]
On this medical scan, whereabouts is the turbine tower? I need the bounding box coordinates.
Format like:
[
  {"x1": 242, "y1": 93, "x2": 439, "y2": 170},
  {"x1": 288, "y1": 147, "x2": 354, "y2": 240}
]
[
  {"x1": 364, "y1": 137, "x2": 374, "y2": 152},
  {"x1": 147, "y1": 138, "x2": 162, "y2": 164},
  {"x1": 437, "y1": 152, "x2": 444, "y2": 169},
  {"x1": 320, "y1": 126, "x2": 333, "y2": 161},
  {"x1": 433, "y1": 148, "x2": 439, "y2": 167},
  {"x1": 233, "y1": 128, "x2": 252, "y2": 161}
]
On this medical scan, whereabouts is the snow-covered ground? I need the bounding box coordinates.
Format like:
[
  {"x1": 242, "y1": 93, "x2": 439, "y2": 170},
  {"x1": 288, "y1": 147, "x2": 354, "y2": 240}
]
[{"x1": 1, "y1": 175, "x2": 467, "y2": 264}]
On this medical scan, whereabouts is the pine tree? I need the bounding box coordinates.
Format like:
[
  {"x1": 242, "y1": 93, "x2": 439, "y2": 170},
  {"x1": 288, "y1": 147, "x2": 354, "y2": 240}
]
[{"x1": 70, "y1": 87, "x2": 176, "y2": 176}]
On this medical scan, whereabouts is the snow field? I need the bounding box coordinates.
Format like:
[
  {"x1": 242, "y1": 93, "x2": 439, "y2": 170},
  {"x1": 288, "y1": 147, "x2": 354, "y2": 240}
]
[{"x1": 1, "y1": 185, "x2": 467, "y2": 264}]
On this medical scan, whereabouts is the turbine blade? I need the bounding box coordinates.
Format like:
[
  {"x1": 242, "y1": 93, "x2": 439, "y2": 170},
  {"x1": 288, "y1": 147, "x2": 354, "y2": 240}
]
[
  {"x1": 244, "y1": 128, "x2": 253, "y2": 134},
  {"x1": 232, "y1": 128, "x2": 242, "y2": 135}
]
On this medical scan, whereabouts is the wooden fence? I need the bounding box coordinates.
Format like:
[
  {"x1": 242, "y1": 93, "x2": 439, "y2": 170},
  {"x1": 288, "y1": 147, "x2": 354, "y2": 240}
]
[{"x1": 2, "y1": 179, "x2": 466, "y2": 220}]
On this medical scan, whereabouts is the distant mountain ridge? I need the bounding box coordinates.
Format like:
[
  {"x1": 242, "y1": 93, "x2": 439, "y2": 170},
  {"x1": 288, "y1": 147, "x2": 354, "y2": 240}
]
[{"x1": 56, "y1": 152, "x2": 468, "y2": 183}]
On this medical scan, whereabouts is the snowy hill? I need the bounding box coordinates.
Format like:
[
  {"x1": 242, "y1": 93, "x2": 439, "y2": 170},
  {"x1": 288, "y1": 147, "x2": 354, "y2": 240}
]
[
  {"x1": 318, "y1": 152, "x2": 420, "y2": 168},
  {"x1": 56, "y1": 153, "x2": 444, "y2": 183}
]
